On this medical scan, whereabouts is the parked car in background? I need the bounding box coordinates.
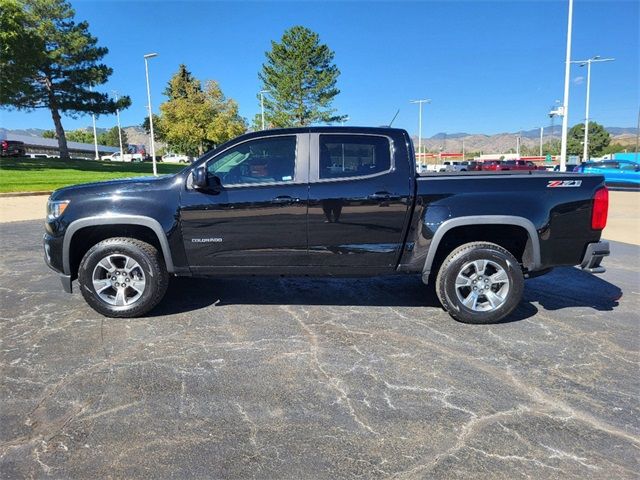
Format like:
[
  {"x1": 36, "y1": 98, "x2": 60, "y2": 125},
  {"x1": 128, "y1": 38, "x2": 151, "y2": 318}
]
[
  {"x1": 26, "y1": 153, "x2": 52, "y2": 159},
  {"x1": 443, "y1": 161, "x2": 467, "y2": 172},
  {"x1": 482, "y1": 160, "x2": 508, "y2": 171},
  {"x1": 574, "y1": 160, "x2": 640, "y2": 188},
  {"x1": 101, "y1": 152, "x2": 144, "y2": 163},
  {"x1": 162, "y1": 153, "x2": 192, "y2": 164},
  {"x1": 503, "y1": 160, "x2": 546, "y2": 171},
  {"x1": 1, "y1": 140, "x2": 26, "y2": 157},
  {"x1": 552, "y1": 163, "x2": 580, "y2": 172},
  {"x1": 462, "y1": 161, "x2": 482, "y2": 171}
]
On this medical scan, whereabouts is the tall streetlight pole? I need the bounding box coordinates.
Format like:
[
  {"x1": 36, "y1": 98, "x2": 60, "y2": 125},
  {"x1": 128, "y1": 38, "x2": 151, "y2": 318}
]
[
  {"x1": 570, "y1": 56, "x2": 615, "y2": 162},
  {"x1": 539, "y1": 126, "x2": 544, "y2": 157},
  {"x1": 259, "y1": 89, "x2": 269, "y2": 130},
  {"x1": 113, "y1": 90, "x2": 124, "y2": 160},
  {"x1": 559, "y1": 0, "x2": 574, "y2": 172},
  {"x1": 144, "y1": 53, "x2": 158, "y2": 176},
  {"x1": 89, "y1": 85, "x2": 99, "y2": 160},
  {"x1": 410, "y1": 99, "x2": 431, "y2": 165}
]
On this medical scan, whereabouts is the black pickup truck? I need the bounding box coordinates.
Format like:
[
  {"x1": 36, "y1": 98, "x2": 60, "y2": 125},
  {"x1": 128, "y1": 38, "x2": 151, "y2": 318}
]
[{"x1": 44, "y1": 127, "x2": 610, "y2": 323}]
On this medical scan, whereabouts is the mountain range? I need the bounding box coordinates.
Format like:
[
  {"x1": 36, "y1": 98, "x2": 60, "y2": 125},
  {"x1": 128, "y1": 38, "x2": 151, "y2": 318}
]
[{"x1": 1, "y1": 125, "x2": 637, "y2": 154}]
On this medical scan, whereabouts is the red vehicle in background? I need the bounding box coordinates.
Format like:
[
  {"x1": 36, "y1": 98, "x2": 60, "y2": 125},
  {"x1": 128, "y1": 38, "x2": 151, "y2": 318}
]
[
  {"x1": 503, "y1": 160, "x2": 546, "y2": 171},
  {"x1": 482, "y1": 160, "x2": 508, "y2": 171}
]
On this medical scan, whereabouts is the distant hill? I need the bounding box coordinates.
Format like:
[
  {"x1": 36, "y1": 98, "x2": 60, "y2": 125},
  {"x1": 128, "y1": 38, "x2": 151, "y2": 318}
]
[
  {"x1": 0, "y1": 125, "x2": 155, "y2": 149},
  {"x1": 1, "y1": 125, "x2": 637, "y2": 154},
  {"x1": 416, "y1": 126, "x2": 638, "y2": 153}
]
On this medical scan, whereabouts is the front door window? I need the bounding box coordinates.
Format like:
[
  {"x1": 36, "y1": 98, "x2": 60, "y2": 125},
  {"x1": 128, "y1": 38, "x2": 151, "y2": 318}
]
[{"x1": 207, "y1": 136, "x2": 297, "y2": 186}]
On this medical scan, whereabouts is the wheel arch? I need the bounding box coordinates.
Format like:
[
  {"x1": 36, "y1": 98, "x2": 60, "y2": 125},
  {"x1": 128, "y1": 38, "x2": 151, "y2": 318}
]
[
  {"x1": 63, "y1": 215, "x2": 175, "y2": 277},
  {"x1": 421, "y1": 215, "x2": 541, "y2": 283}
]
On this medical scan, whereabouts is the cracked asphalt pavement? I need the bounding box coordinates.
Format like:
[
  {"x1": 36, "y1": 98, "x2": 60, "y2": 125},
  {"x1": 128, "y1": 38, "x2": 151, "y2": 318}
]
[{"x1": 1, "y1": 220, "x2": 639, "y2": 479}]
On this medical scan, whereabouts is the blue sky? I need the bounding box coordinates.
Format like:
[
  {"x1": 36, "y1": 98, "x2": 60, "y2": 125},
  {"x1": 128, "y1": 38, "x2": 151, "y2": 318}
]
[{"x1": 1, "y1": 0, "x2": 638, "y2": 137}]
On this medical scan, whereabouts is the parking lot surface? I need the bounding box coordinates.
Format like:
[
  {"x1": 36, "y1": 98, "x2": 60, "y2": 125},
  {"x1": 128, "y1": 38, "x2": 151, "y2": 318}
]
[{"x1": 1, "y1": 220, "x2": 639, "y2": 479}]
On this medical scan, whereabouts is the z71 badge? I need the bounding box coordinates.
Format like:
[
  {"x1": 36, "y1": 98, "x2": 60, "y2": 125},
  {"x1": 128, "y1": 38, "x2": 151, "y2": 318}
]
[{"x1": 547, "y1": 180, "x2": 582, "y2": 188}]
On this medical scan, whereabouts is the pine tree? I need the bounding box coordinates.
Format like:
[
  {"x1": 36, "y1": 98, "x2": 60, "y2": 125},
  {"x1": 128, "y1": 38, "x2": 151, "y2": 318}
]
[
  {"x1": 259, "y1": 26, "x2": 344, "y2": 127},
  {"x1": 0, "y1": 0, "x2": 130, "y2": 159}
]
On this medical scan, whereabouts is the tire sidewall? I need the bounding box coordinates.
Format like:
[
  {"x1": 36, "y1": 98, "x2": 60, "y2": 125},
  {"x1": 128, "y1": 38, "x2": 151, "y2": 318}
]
[
  {"x1": 79, "y1": 241, "x2": 161, "y2": 317},
  {"x1": 441, "y1": 245, "x2": 524, "y2": 324}
]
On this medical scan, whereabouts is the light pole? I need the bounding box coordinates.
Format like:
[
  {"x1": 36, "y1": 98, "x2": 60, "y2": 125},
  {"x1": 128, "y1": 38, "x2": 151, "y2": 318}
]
[
  {"x1": 410, "y1": 99, "x2": 431, "y2": 165},
  {"x1": 570, "y1": 56, "x2": 615, "y2": 162},
  {"x1": 90, "y1": 85, "x2": 99, "y2": 160},
  {"x1": 559, "y1": 0, "x2": 574, "y2": 172},
  {"x1": 516, "y1": 135, "x2": 521, "y2": 158},
  {"x1": 539, "y1": 126, "x2": 544, "y2": 156},
  {"x1": 113, "y1": 90, "x2": 124, "y2": 160},
  {"x1": 144, "y1": 53, "x2": 158, "y2": 176},
  {"x1": 259, "y1": 89, "x2": 269, "y2": 130}
]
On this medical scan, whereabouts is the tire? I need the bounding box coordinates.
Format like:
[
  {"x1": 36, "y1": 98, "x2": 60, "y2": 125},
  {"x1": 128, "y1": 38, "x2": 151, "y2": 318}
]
[
  {"x1": 435, "y1": 242, "x2": 524, "y2": 324},
  {"x1": 78, "y1": 237, "x2": 169, "y2": 318}
]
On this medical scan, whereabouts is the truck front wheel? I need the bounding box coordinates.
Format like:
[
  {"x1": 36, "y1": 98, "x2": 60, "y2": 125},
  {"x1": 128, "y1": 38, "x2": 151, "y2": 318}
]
[
  {"x1": 435, "y1": 242, "x2": 524, "y2": 324},
  {"x1": 78, "y1": 238, "x2": 169, "y2": 318}
]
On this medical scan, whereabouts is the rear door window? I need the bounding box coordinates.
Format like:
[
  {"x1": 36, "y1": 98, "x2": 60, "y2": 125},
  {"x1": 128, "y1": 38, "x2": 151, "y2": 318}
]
[{"x1": 318, "y1": 135, "x2": 391, "y2": 179}]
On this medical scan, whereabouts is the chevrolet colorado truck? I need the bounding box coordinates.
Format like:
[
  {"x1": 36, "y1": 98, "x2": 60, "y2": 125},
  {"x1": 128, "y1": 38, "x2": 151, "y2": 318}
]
[{"x1": 43, "y1": 127, "x2": 610, "y2": 324}]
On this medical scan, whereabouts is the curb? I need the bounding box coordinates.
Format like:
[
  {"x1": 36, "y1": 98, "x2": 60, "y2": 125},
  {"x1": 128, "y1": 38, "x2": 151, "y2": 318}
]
[{"x1": 0, "y1": 191, "x2": 53, "y2": 198}]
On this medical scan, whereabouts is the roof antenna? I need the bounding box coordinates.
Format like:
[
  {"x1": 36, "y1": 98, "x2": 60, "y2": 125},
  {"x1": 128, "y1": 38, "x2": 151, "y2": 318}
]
[{"x1": 388, "y1": 109, "x2": 400, "y2": 127}]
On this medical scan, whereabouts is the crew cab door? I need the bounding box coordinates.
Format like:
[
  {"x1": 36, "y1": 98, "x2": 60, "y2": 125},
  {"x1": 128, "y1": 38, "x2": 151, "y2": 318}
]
[
  {"x1": 179, "y1": 133, "x2": 309, "y2": 271},
  {"x1": 307, "y1": 132, "x2": 412, "y2": 270}
]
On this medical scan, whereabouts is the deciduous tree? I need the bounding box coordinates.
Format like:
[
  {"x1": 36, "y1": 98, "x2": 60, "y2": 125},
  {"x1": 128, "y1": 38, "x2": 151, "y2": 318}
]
[
  {"x1": 568, "y1": 122, "x2": 610, "y2": 158},
  {"x1": 65, "y1": 128, "x2": 93, "y2": 143},
  {"x1": 158, "y1": 65, "x2": 246, "y2": 156},
  {"x1": 98, "y1": 126, "x2": 127, "y2": 148}
]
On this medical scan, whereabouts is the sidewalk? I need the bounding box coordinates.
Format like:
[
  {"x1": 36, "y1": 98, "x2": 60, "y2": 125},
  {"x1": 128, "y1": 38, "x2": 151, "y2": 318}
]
[
  {"x1": 0, "y1": 194, "x2": 49, "y2": 223},
  {"x1": 0, "y1": 191, "x2": 638, "y2": 245},
  {"x1": 603, "y1": 190, "x2": 640, "y2": 245}
]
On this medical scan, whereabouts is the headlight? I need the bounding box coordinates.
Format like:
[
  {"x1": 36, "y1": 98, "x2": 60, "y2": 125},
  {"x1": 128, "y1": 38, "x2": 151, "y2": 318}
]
[{"x1": 47, "y1": 199, "x2": 70, "y2": 220}]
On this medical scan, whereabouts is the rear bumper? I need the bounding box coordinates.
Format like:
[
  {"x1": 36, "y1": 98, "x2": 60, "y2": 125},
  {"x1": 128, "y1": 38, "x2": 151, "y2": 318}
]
[{"x1": 580, "y1": 241, "x2": 609, "y2": 274}]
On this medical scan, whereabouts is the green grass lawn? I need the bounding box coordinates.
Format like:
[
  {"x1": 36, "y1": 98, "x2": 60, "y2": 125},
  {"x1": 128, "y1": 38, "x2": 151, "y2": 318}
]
[{"x1": 0, "y1": 157, "x2": 186, "y2": 193}]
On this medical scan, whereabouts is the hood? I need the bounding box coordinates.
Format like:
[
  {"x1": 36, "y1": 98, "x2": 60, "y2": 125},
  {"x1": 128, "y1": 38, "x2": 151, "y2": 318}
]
[{"x1": 49, "y1": 174, "x2": 182, "y2": 201}]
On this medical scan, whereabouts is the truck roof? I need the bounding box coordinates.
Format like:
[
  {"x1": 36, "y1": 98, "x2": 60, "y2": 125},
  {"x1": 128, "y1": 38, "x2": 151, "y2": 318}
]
[{"x1": 241, "y1": 126, "x2": 408, "y2": 138}]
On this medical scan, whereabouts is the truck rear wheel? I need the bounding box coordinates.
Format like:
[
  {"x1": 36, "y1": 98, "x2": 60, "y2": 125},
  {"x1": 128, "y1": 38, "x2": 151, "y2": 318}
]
[
  {"x1": 78, "y1": 238, "x2": 169, "y2": 318},
  {"x1": 435, "y1": 242, "x2": 524, "y2": 324}
]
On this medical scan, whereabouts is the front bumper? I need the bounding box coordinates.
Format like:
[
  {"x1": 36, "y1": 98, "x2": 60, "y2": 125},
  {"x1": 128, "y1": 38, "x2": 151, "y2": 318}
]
[
  {"x1": 43, "y1": 233, "x2": 72, "y2": 293},
  {"x1": 580, "y1": 241, "x2": 609, "y2": 274}
]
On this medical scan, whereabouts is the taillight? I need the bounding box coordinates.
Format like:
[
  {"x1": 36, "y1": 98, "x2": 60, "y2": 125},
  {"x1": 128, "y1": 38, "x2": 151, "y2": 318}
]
[
  {"x1": 1, "y1": 141, "x2": 7, "y2": 149},
  {"x1": 591, "y1": 187, "x2": 608, "y2": 230}
]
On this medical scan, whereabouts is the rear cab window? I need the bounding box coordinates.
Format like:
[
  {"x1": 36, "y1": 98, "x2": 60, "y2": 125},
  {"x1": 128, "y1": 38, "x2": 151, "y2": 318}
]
[{"x1": 318, "y1": 134, "x2": 391, "y2": 180}]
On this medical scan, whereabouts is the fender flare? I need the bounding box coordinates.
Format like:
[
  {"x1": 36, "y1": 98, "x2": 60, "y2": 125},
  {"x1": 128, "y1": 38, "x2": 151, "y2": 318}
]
[
  {"x1": 421, "y1": 215, "x2": 541, "y2": 281},
  {"x1": 62, "y1": 215, "x2": 175, "y2": 275}
]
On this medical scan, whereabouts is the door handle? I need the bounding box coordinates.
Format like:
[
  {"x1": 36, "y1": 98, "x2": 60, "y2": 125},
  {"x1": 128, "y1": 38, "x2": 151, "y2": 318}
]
[
  {"x1": 367, "y1": 191, "x2": 392, "y2": 201},
  {"x1": 271, "y1": 196, "x2": 300, "y2": 204}
]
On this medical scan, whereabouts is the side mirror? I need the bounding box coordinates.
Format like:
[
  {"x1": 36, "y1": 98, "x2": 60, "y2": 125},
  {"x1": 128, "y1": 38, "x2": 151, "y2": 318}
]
[
  {"x1": 192, "y1": 166, "x2": 222, "y2": 192},
  {"x1": 193, "y1": 166, "x2": 208, "y2": 188}
]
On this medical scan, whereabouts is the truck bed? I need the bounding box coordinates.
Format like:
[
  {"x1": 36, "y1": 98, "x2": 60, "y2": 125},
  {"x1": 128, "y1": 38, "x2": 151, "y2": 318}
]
[{"x1": 399, "y1": 170, "x2": 605, "y2": 275}]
